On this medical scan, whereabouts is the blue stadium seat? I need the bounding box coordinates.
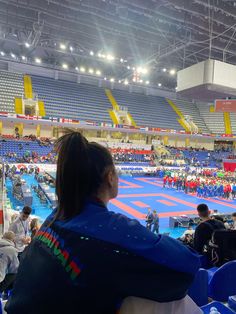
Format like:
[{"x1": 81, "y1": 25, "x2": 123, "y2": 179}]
[
  {"x1": 208, "y1": 261, "x2": 236, "y2": 302},
  {"x1": 188, "y1": 268, "x2": 208, "y2": 306}
]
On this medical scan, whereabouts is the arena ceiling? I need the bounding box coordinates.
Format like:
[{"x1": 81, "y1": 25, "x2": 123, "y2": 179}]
[{"x1": 0, "y1": 0, "x2": 236, "y2": 90}]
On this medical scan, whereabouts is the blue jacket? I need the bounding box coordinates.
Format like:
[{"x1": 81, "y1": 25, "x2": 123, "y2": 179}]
[{"x1": 6, "y1": 200, "x2": 200, "y2": 314}]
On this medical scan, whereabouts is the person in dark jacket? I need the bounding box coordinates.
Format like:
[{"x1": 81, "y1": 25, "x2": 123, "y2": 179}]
[
  {"x1": 194, "y1": 203, "x2": 225, "y2": 253},
  {"x1": 6, "y1": 131, "x2": 200, "y2": 314}
]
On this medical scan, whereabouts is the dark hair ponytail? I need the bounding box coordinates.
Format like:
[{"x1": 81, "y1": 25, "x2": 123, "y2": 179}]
[{"x1": 54, "y1": 131, "x2": 114, "y2": 220}]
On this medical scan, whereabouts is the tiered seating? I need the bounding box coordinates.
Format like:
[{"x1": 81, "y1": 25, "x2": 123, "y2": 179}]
[
  {"x1": 171, "y1": 99, "x2": 210, "y2": 133},
  {"x1": 31, "y1": 76, "x2": 112, "y2": 123},
  {"x1": 111, "y1": 89, "x2": 182, "y2": 129},
  {"x1": 196, "y1": 103, "x2": 225, "y2": 134},
  {"x1": 0, "y1": 139, "x2": 54, "y2": 162},
  {"x1": 0, "y1": 71, "x2": 24, "y2": 112}
]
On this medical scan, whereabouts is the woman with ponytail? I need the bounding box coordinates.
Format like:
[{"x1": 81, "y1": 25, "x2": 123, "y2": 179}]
[{"x1": 6, "y1": 131, "x2": 201, "y2": 314}]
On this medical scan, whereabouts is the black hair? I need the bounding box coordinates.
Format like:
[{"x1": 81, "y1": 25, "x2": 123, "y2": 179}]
[
  {"x1": 22, "y1": 206, "x2": 32, "y2": 215},
  {"x1": 232, "y1": 212, "x2": 236, "y2": 217},
  {"x1": 197, "y1": 203, "x2": 209, "y2": 217},
  {"x1": 212, "y1": 215, "x2": 224, "y2": 222},
  {"x1": 54, "y1": 131, "x2": 114, "y2": 220}
]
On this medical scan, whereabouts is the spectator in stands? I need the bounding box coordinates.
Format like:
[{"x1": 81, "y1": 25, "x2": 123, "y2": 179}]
[
  {"x1": 6, "y1": 132, "x2": 200, "y2": 314},
  {"x1": 232, "y1": 212, "x2": 236, "y2": 229},
  {"x1": 0, "y1": 231, "x2": 19, "y2": 293},
  {"x1": 180, "y1": 223, "x2": 195, "y2": 242},
  {"x1": 30, "y1": 218, "x2": 41, "y2": 239},
  {"x1": 194, "y1": 204, "x2": 225, "y2": 253},
  {"x1": 9, "y1": 206, "x2": 32, "y2": 252}
]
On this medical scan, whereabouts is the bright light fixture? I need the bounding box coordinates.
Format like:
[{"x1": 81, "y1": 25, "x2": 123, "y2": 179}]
[
  {"x1": 21, "y1": 55, "x2": 26, "y2": 60},
  {"x1": 158, "y1": 83, "x2": 162, "y2": 87},
  {"x1": 118, "y1": 80, "x2": 121, "y2": 83},
  {"x1": 80, "y1": 67, "x2": 85, "y2": 72},
  {"x1": 107, "y1": 54, "x2": 115, "y2": 61},
  {"x1": 11, "y1": 53, "x2": 16, "y2": 58},
  {"x1": 120, "y1": 58, "x2": 124, "y2": 63},
  {"x1": 25, "y1": 42, "x2": 30, "y2": 48},
  {"x1": 110, "y1": 78, "x2": 115, "y2": 82},
  {"x1": 137, "y1": 67, "x2": 148, "y2": 74},
  {"x1": 60, "y1": 43, "x2": 66, "y2": 50},
  {"x1": 96, "y1": 70, "x2": 101, "y2": 76},
  {"x1": 0, "y1": 51, "x2": 5, "y2": 56},
  {"x1": 35, "y1": 57, "x2": 41, "y2": 64},
  {"x1": 145, "y1": 80, "x2": 150, "y2": 85},
  {"x1": 62, "y1": 63, "x2": 68, "y2": 69},
  {"x1": 139, "y1": 79, "x2": 143, "y2": 83},
  {"x1": 104, "y1": 77, "x2": 107, "y2": 80},
  {"x1": 69, "y1": 46, "x2": 73, "y2": 52},
  {"x1": 75, "y1": 66, "x2": 79, "y2": 71},
  {"x1": 88, "y1": 68, "x2": 94, "y2": 74},
  {"x1": 127, "y1": 66, "x2": 130, "y2": 70},
  {"x1": 170, "y1": 69, "x2": 176, "y2": 75},
  {"x1": 124, "y1": 80, "x2": 129, "y2": 85},
  {"x1": 162, "y1": 68, "x2": 167, "y2": 72},
  {"x1": 90, "y1": 51, "x2": 94, "y2": 56}
]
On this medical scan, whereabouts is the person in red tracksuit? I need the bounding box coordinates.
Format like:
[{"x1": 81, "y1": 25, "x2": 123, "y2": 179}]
[{"x1": 168, "y1": 176, "x2": 173, "y2": 188}]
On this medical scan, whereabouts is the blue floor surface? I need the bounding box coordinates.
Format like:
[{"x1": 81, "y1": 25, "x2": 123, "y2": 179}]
[{"x1": 6, "y1": 175, "x2": 236, "y2": 238}]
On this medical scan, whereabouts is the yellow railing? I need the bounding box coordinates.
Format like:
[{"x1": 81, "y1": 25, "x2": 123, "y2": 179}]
[
  {"x1": 109, "y1": 110, "x2": 119, "y2": 124},
  {"x1": 127, "y1": 113, "x2": 137, "y2": 127},
  {"x1": 14, "y1": 98, "x2": 23, "y2": 114},
  {"x1": 105, "y1": 89, "x2": 119, "y2": 111},
  {"x1": 24, "y1": 75, "x2": 33, "y2": 99},
  {"x1": 166, "y1": 99, "x2": 190, "y2": 132},
  {"x1": 223, "y1": 112, "x2": 232, "y2": 134}
]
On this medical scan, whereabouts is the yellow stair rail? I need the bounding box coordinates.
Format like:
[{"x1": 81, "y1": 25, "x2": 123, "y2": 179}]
[
  {"x1": 166, "y1": 99, "x2": 190, "y2": 131},
  {"x1": 38, "y1": 100, "x2": 46, "y2": 116},
  {"x1": 14, "y1": 98, "x2": 23, "y2": 114},
  {"x1": 127, "y1": 113, "x2": 137, "y2": 127},
  {"x1": 223, "y1": 112, "x2": 232, "y2": 134},
  {"x1": 109, "y1": 110, "x2": 119, "y2": 124},
  {"x1": 105, "y1": 89, "x2": 119, "y2": 111},
  {"x1": 24, "y1": 75, "x2": 33, "y2": 99}
]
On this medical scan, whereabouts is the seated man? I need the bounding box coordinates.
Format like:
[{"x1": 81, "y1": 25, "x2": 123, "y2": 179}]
[
  {"x1": 9, "y1": 206, "x2": 32, "y2": 252},
  {"x1": 0, "y1": 231, "x2": 19, "y2": 293},
  {"x1": 194, "y1": 203, "x2": 225, "y2": 254}
]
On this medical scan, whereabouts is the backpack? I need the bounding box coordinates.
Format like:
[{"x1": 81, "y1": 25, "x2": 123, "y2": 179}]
[{"x1": 205, "y1": 229, "x2": 236, "y2": 266}]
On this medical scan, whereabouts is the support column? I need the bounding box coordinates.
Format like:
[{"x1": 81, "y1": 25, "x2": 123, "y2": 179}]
[
  {"x1": 36, "y1": 125, "x2": 41, "y2": 138},
  {"x1": 185, "y1": 137, "x2": 190, "y2": 148},
  {"x1": 163, "y1": 135, "x2": 169, "y2": 145}
]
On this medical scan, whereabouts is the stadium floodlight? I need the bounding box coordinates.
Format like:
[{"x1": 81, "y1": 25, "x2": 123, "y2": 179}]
[
  {"x1": 124, "y1": 80, "x2": 129, "y2": 85},
  {"x1": 169, "y1": 69, "x2": 176, "y2": 75},
  {"x1": 90, "y1": 51, "x2": 94, "y2": 56},
  {"x1": 104, "y1": 77, "x2": 107, "y2": 80},
  {"x1": 96, "y1": 70, "x2": 101, "y2": 76},
  {"x1": 75, "y1": 66, "x2": 79, "y2": 71},
  {"x1": 137, "y1": 67, "x2": 148, "y2": 74},
  {"x1": 132, "y1": 67, "x2": 136, "y2": 71},
  {"x1": 62, "y1": 63, "x2": 68, "y2": 69},
  {"x1": 106, "y1": 54, "x2": 115, "y2": 61},
  {"x1": 162, "y1": 68, "x2": 167, "y2": 72},
  {"x1": 98, "y1": 52, "x2": 102, "y2": 58},
  {"x1": 0, "y1": 51, "x2": 5, "y2": 56},
  {"x1": 35, "y1": 57, "x2": 41, "y2": 64},
  {"x1": 158, "y1": 83, "x2": 162, "y2": 87},
  {"x1": 175, "y1": 86, "x2": 178, "y2": 90},
  {"x1": 145, "y1": 80, "x2": 150, "y2": 85},
  {"x1": 69, "y1": 46, "x2": 73, "y2": 52},
  {"x1": 25, "y1": 42, "x2": 30, "y2": 48},
  {"x1": 127, "y1": 66, "x2": 130, "y2": 70},
  {"x1": 88, "y1": 68, "x2": 94, "y2": 74},
  {"x1": 80, "y1": 66, "x2": 85, "y2": 72},
  {"x1": 11, "y1": 53, "x2": 16, "y2": 58},
  {"x1": 139, "y1": 79, "x2": 143, "y2": 83},
  {"x1": 21, "y1": 55, "x2": 26, "y2": 60},
  {"x1": 118, "y1": 80, "x2": 121, "y2": 83},
  {"x1": 110, "y1": 78, "x2": 115, "y2": 82},
  {"x1": 60, "y1": 43, "x2": 66, "y2": 50},
  {"x1": 120, "y1": 58, "x2": 124, "y2": 63}
]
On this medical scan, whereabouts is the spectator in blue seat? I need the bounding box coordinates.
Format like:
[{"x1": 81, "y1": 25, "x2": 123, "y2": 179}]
[
  {"x1": 194, "y1": 203, "x2": 225, "y2": 254},
  {"x1": 6, "y1": 131, "x2": 200, "y2": 314}
]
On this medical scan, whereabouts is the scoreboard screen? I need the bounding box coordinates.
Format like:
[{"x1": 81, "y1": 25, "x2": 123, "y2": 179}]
[{"x1": 215, "y1": 99, "x2": 236, "y2": 112}]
